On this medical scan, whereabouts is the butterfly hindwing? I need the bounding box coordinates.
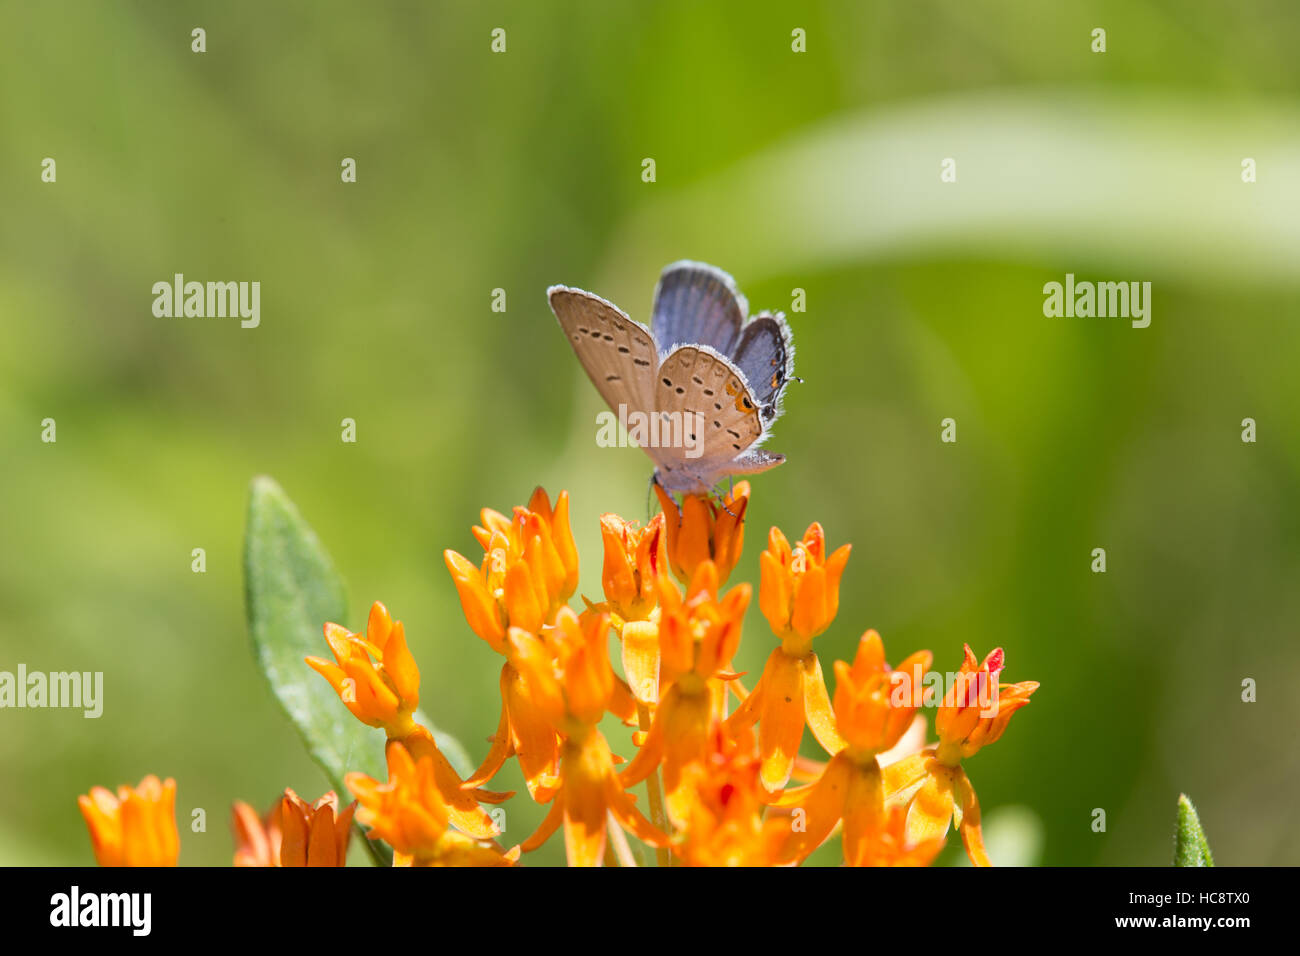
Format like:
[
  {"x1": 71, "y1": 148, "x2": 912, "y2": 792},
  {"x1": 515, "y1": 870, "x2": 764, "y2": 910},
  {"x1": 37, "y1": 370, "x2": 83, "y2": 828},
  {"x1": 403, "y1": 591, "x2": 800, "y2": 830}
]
[
  {"x1": 731, "y1": 312, "x2": 794, "y2": 422},
  {"x1": 549, "y1": 286, "x2": 658, "y2": 419},
  {"x1": 651, "y1": 261, "x2": 747, "y2": 356},
  {"x1": 655, "y1": 345, "x2": 764, "y2": 465}
]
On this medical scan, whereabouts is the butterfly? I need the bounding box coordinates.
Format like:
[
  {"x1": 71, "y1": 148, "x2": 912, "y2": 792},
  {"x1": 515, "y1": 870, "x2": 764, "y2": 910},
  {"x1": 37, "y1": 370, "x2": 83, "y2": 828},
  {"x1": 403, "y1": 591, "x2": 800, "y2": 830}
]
[{"x1": 548, "y1": 260, "x2": 795, "y2": 495}]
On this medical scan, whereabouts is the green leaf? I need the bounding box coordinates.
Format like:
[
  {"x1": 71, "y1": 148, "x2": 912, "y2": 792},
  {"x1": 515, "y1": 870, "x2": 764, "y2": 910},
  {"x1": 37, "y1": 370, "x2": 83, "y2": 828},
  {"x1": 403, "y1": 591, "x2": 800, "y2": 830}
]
[
  {"x1": 605, "y1": 91, "x2": 1300, "y2": 288},
  {"x1": 243, "y1": 476, "x2": 473, "y2": 864},
  {"x1": 1173, "y1": 793, "x2": 1215, "y2": 867}
]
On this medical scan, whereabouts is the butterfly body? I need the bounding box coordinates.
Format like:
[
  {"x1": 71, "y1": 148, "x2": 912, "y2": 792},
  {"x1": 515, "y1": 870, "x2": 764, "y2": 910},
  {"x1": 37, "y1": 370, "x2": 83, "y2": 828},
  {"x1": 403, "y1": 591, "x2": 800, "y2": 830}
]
[{"x1": 548, "y1": 261, "x2": 794, "y2": 495}]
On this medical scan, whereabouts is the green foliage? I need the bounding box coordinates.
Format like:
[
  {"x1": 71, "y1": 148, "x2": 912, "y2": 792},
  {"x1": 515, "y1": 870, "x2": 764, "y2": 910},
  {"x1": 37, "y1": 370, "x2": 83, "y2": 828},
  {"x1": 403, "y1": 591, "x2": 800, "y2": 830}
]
[
  {"x1": 5, "y1": 0, "x2": 1299, "y2": 866},
  {"x1": 243, "y1": 476, "x2": 470, "y2": 864},
  {"x1": 1173, "y1": 794, "x2": 1215, "y2": 867}
]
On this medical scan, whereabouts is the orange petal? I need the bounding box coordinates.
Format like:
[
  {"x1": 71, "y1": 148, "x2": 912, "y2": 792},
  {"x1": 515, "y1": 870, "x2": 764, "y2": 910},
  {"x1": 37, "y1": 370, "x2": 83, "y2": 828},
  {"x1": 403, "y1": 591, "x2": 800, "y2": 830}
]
[
  {"x1": 756, "y1": 650, "x2": 806, "y2": 791},
  {"x1": 801, "y1": 523, "x2": 825, "y2": 561},
  {"x1": 504, "y1": 561, "x2": 545, "y2": 634},
  {"x1": 463, "y1": 686, "x2": 514, "y2": 789},
  {"x1": 724, "y1": 672, "x2": 761, "y2": 733},
  {"x1": 381, "y1": 620, "x2": 420, "y2": 710},
  {"x1": 773, "y1": 753, "x2": 851, "y2": 864},
  {"x1": 502, "y1": 661, "x2": 562, "y2": 801},
  {"x1": 367, "y1": 601, "x2": 393, "y2": 642},
  {"x1": 883, "y1": 750, "x2": 933, "y2": 801},
  {"x1": 618, "y1": 709, "x2": 665, "y2": 789},
  {"x1": 517, "y1": 797, "x2": 564, "y2": 854},
  {"x1": 304, "y1": 656, "x2": 353, "y2": 704},
  {"x1": 600, "y1": 515, "x2": 638, "y2": 608},
  {"x1": 334, "y1": 801, "x2": 356, "y2": 863},
  {"x1": 791, "y1": 565, "x2": 827, "y2": 640},
  {"x1": 432, "y1": 830, "x2": 517, "y2": 867},
  {"x1": 606, "y1": 777, "x2": 669, "y2": 848},
  {"x1": 790, "y1": 754, "x2": 827, "y2": 785},
  {"x1": 758, "y1": 550, "x2": 791, "y2": 635},
  {"x1": 278, "y1": 795, "x2": 308, "y2": 867},
  {"x1": 551, "y1": 491, "x2": 580, "y2": 599},
  {"x1": 609, "y1": 675, "x2": 638, "y2": 724},
  {"x1": 444, "y1": 550, "x2": 506, "y2": 653},
  {"x1": 677, "y1": 495, "x2": 713, "y2": 579},
  {"x1": 563, "y1": 743, "x2": 610, "y2": 867},
  {"x1": 824, "y1": 542, "x2": 851, "y2": 586},
  {"x1": 713, "y1": 484, "x2": 749, "y2": 581},
  {"x1": 654, "y1": 484, "x2": 683, "y2": 567},
  {"x1": 763, "y1": 778, "x2": 818, "y2": 808},
  {"x1": 801, "y1": 653, "x2": 846, "y2": 756},
  {"x1": 903, "y1": 763, "x2": 957, "y2": 847},
  {"x1": 401, "y1": 727, "x2": 501, "y2": 839},
  {"x1": 840, "y1": 760, "x2": 885, "y2": 867},
  {"x1": 306, "y1": 803, "x2": 338, "y2": 866},
  {"x1": 659, "y1": 690, "x2": 713, "y2": 826},
  {"x1": 955, "y1": 769, "x2": 992, "y2": 867},
  {"x1": 231, "y1": 801, "x2": 272, "y2": 867}
]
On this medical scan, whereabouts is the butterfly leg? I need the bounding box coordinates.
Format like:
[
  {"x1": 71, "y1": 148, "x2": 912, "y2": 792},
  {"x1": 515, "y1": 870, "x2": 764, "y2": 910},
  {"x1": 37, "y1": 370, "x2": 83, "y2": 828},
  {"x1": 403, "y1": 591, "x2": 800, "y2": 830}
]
[
  {"x1": 710, "y1": 484, "x2": 740, "y2": 518},
  {"x1": 645, "y1": 471, "x2": 658, "y2": 523},
  {"x1": 651, "y1": 470, "x2": 690, "y2": 531}
]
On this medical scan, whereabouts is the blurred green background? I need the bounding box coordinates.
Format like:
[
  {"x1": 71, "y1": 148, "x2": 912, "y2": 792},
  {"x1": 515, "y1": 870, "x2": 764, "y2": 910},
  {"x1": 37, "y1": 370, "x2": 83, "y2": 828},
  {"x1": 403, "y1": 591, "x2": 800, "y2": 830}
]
[{"x1": 2, "y1": 0, "x2": 1298, "y2": 866}]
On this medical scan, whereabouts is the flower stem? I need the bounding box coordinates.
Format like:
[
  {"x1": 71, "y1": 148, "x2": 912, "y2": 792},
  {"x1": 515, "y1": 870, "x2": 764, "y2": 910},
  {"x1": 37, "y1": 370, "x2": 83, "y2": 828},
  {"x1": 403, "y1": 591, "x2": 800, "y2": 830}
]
[
  {"x1": 607, "y1": 814, "x2": 639, "y2": 867},
  {"x1": 637, "y1": 702, "x2": 673, "y2": 867}
]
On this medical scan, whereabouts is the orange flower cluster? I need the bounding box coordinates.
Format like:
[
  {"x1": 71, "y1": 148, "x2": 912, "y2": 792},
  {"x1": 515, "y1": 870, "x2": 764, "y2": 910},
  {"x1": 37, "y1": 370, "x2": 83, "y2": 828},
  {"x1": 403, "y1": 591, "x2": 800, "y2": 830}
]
[
  {"x1": 77, "y1": 483, "x2": 1037, "y2": 868},
  {"x1": 232, "y1": 789, "x2": 356, "y2": 867},
  {"x1": 78, "y1": 776, "x2": 180, "y2": 867}
]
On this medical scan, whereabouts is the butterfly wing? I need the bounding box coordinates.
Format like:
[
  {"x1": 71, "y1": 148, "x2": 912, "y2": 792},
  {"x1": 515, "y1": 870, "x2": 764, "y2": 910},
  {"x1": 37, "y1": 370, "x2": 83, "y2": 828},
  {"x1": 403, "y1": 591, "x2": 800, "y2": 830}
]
[
  {"x1": 655, "y1": 344, "x2": 765, "y2": 470},
  {"x1": 549, "y1": 285, "x2": 659, "y2": 419},
  {"x1": 731, "y1": 312, "x2": 794, "y2": 423},
  {"x1": 550, "y1": 267, "x2": 790, "y2": 493},
  {"x1": 650, "y1": 261, "x2": 747, "y2": 356}
]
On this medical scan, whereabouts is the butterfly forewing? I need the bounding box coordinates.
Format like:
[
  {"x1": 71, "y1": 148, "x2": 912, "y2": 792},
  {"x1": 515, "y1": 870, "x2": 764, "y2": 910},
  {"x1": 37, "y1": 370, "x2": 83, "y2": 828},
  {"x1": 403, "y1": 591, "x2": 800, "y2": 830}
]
[
  {"x1": 549, "y1": 286, "x2": 659, "y2": 419},
  {"x1": 655, "y1": 346, "x2": 764, "y2": 463},
  {"x1": 651, "y1": 261, "x2": 746, "y2": 356}
]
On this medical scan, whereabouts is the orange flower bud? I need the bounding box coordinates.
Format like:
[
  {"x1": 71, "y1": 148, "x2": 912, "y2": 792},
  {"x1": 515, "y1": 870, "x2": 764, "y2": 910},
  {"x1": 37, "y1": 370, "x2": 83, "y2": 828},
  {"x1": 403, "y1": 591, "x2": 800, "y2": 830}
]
[
  {"x1": 305, "y1": 601, "x2": 420, "y2": 737},
  {"x1": 275, "y1": 789, "x2": 356, "y2": 867},
  {"x1": 78, "y1": 775, "x2": 179, "y2": 867},
  {"x1": 232, "y1": 800, "x2": 279, "y2": 867},
  {"x1": 525, "y1": 487, "x2": 580, "y2": 600},
  {"x1": 656, "y1": 561, "x2": 750, "y2": 686},
  {"x1": 512, "y1": 608, "x2": 615, "y2": 731},
  {"x1": 832, "y1": 631, "x2": 932, "y2": 757},
  {"x1": 447, "y1": 488, "x2": 580, "y2": 649},
  {"x1": 508, "y1": 628, "x2": 567, "y2": 731},
  {"x1": 559, "y1": 610, "x2": 616, "y2": 727},
  {"x1": 347, "y1": 742, "x2": 514, "y2": 867},
  {"x1": 600, "y1": 512, "x2": 666, "y2": 621},
  {"x1": 934, "y1": 645, "x2": 1038, "y2": 765},
  {"x1": 655, "y1": 481, "x2": 749, "y2": 585},
  {"x1": 758, "y1": 523, "x2": 851, "y2": 650}
]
